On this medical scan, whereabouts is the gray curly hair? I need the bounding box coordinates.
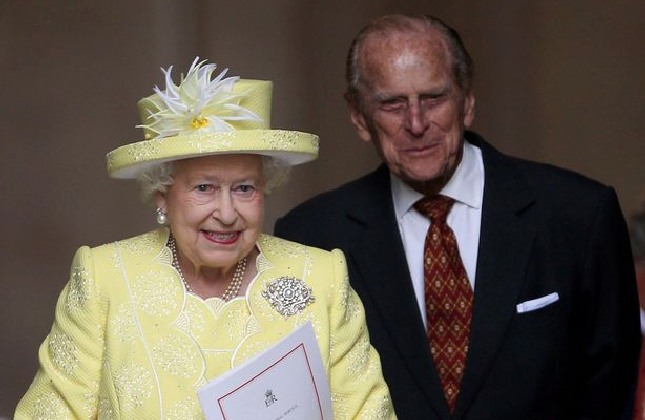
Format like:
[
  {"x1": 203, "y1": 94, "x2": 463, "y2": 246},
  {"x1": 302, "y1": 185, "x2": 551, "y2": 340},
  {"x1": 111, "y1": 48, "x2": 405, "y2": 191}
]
[{"x1": 137, "y1": 155, "x2": 291, "y2": 205}]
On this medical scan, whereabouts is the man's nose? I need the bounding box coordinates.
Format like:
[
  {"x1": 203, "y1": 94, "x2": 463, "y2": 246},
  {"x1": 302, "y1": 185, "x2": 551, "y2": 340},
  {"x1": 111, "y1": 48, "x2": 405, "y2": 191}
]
[{"x1": 405, "y1": 101, "x2": 429, "y2": 136}]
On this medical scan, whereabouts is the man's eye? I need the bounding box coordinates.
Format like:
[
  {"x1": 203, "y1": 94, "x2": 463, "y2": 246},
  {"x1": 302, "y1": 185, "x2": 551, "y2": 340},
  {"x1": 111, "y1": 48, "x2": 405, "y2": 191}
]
[
  {"x1": 420, "y1": 93, "x2": 448, "y2": 107},
  {"x1": 379, "y1": 99, "x2": 407, "y2": 112}
]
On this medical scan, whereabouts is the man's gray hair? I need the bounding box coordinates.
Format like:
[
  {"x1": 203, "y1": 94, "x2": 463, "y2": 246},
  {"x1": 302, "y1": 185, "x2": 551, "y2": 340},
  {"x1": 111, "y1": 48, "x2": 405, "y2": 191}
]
[{"x1": 345, "y1": 14, "x2": 474, "y2": 108}]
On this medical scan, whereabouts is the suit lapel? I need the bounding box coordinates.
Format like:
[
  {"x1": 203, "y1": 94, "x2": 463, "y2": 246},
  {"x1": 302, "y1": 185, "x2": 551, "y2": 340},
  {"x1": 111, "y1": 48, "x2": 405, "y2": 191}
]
[
  {"x1": 345, "y1": 166, "x2": 450, "y2": 418},
  {"x1": 453, "y1": 135, "x2": 538, "y2": 418},
  {"x1": 341, "y1": 138, "x2": 538, "y2": 419}
]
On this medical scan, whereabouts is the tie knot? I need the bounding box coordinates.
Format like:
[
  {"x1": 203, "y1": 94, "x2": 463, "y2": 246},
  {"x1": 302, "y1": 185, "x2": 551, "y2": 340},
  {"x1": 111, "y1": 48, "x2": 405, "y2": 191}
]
[{"x1": 414, "y1": 195, "x2": 455, "y2": 223}]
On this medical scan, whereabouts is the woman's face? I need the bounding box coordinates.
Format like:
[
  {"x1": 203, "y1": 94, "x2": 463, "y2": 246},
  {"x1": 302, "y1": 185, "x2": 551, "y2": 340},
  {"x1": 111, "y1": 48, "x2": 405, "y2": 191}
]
[{"x1": 157, "y1": 154, "x2": 264, "y2": 273}]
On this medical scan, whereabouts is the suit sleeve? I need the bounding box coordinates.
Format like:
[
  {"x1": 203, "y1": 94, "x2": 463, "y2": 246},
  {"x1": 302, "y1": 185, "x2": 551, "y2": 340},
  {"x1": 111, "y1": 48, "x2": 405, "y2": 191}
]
[
  {"x1": 326, "y1": 248, "x2": 397, "y2": 419},
  {"x1": 579, "y1": 187, "x2": 641, "y2": 417},
  {"x1": 15, "y1": 246, "x2": 107, "y2": 419}
]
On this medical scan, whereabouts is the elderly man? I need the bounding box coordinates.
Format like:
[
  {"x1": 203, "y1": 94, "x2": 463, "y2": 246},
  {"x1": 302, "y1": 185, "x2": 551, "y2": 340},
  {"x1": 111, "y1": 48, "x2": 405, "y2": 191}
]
[{"x1": 275, "y1": 14, "x2": 640, "y2": 419}]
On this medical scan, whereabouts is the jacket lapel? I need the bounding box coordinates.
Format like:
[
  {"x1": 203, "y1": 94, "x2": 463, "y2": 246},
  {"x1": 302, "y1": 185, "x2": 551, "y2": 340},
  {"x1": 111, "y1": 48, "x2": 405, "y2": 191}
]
[
  {"x1": 345, "y1": 166, "x2": 450, "y2": 418},
  {"x1": 341, "y1": 137, "x2": 539, "y2": 419},
  {"x1": 453, "y1": 135, "x2": 537, "y2": 418}
]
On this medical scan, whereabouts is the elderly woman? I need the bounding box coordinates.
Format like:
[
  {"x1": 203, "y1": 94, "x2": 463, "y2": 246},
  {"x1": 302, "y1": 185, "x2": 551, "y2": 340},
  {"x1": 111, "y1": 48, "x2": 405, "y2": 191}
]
[{"x1": 16, "y1": 58, "x2": 395, "y2": 419}]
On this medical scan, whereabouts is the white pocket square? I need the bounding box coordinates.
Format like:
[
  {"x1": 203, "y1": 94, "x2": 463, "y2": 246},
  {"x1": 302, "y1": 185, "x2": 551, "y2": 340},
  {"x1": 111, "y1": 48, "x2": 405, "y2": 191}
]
[{"x1": 516, "y1": 292, "x2": 560, "y2": 313}]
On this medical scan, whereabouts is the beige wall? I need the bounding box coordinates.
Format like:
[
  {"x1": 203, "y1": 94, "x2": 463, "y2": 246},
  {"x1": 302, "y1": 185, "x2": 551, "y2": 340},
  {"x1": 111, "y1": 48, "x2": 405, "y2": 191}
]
[{"x1": 1, "y1": 0, "x2": 644, "y2": 414}]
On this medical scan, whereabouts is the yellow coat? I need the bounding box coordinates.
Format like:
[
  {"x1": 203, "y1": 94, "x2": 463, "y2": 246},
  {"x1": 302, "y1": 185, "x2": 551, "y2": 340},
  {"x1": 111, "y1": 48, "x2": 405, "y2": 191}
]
[{"x1": 16, "y1": 228, "x2": 395, "y2": 419}]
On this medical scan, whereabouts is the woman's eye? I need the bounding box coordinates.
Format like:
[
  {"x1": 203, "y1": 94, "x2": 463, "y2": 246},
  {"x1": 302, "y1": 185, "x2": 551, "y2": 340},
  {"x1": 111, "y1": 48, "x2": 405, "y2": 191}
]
[
  {"x1": 196, "y1": 184, "x2": 214, "y2": 193},
  {"x1": 233, "y1": 184, "x2": 256, "y2": 196}
]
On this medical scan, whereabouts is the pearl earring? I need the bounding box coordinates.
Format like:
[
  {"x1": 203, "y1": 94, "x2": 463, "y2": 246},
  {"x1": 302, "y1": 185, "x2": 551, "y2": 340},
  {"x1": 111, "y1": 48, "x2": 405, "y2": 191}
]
[{"x1": 156, "y1": 207, "x2": 167, "y2": 225}]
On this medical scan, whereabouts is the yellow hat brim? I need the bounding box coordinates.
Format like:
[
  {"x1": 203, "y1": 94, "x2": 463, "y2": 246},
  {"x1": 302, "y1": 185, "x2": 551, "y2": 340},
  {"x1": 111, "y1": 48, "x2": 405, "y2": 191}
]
[{"x1": 106, "y1": 129, "x2": 319, "y2": 179}]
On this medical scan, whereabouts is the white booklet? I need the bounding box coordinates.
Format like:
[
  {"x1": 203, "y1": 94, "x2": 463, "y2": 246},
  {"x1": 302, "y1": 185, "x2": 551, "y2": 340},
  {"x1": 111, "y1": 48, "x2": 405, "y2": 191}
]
[{"x1": 197, "y1": 322, "x2": 333, "y2": 420}]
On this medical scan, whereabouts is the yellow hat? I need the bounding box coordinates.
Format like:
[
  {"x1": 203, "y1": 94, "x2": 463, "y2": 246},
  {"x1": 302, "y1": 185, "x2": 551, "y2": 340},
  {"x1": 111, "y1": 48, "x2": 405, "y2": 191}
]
[{"x1": 107, "y1": 57, "x2": 319, "y2": 179}]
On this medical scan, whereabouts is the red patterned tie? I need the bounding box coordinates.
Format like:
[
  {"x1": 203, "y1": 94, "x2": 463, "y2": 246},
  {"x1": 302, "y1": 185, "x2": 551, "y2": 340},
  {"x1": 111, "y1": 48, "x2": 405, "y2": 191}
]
[{"x1": 414, "y1": 195, "x2": 473, "y2": 412}]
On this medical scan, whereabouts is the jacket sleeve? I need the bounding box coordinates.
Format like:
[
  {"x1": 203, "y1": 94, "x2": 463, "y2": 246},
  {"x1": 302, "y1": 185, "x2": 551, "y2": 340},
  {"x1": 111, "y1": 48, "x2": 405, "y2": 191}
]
[
  {"x1": 15, "y1": 246, "x2": 107, "y2": 419},
  {"x1": 326, "y1": 248, "x2": 397, "y2": 419},
  {"x1": 579, "y1": 187, "x2": 641, "y2": 417}
]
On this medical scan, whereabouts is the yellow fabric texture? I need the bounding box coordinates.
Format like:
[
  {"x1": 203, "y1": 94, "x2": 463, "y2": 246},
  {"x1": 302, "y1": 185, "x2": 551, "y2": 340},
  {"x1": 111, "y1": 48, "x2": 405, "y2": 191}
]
[{"x1": 15, "y1": 228, "x2": 395, "y2": 419}]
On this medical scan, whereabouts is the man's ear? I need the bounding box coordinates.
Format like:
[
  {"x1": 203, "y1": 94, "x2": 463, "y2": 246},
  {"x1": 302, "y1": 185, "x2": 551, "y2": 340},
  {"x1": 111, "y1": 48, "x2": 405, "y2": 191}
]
[
  {"x1": 463, "y1": 92, "x2": 475, "y2": 128},
  {"x1": 348, "y1": 101, "x2": 373, "y2": 143}
]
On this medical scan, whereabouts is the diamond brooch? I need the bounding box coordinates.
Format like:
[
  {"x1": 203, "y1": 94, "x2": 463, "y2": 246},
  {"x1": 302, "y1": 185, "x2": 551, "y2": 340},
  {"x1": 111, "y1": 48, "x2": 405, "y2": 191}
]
[{"x1": 262, "y1": 276, "x2": 315, "y2": 317}]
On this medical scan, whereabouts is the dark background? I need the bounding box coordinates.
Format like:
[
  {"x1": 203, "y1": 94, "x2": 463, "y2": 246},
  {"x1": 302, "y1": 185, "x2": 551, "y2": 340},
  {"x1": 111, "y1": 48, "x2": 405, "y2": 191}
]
[{"x1": 2, "y1": 0, "x2": 644, "y2": 415}]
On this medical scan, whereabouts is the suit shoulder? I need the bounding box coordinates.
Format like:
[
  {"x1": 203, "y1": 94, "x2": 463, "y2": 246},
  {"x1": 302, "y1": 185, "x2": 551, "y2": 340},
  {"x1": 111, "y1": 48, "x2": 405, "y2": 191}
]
[
  {"x1": 512, "y1": 156, "x2": 613, "y2": 197},
  {"x1": 494, "y1": 154, "x2": 623, "y2": 228},
  {"x1": 280, "y1": 168, "x2": 384, "y2": 218},
  {"x1": 477, "y1": 133, "x2": 613, "y2": 199},
  {"x1": 479, "y1": 139, "x2": 622, "y2": 226}
]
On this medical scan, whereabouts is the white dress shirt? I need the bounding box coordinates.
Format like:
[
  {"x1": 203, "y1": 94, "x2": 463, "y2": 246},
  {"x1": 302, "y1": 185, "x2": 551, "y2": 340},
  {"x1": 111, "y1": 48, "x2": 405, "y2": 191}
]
[{"x1": 391, "y1": 141, "x2": 485, "y2": 327}]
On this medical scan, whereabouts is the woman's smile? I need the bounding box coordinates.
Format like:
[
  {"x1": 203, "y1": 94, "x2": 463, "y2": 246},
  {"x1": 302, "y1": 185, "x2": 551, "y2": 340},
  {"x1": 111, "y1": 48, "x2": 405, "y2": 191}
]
[{"x1": 201, "y1": 229, "x2": 241, "y2": 245}]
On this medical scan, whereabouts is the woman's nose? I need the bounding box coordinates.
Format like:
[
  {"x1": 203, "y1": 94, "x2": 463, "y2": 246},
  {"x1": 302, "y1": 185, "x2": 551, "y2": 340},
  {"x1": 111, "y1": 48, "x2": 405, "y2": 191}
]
[{"x1": 212, "y1": 192, "x2": 237, "y2": 224}]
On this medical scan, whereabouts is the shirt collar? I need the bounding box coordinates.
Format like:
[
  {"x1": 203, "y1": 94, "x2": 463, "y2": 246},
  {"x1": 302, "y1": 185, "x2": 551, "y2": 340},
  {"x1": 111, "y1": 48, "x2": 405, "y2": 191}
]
[{"x1": 391, "y1": 141, "x2": 484, "y2": 220}]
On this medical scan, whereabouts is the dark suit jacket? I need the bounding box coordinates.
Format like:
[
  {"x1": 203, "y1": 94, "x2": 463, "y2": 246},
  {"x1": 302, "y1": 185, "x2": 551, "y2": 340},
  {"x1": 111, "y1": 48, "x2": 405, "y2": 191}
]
[{"x1": 275, "y1": 132, "x2": 641, "y2": 419}]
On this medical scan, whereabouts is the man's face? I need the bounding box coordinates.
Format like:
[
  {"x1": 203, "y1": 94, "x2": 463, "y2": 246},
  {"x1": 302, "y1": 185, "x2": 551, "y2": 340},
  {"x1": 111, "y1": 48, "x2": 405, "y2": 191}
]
[{"x1": 350, "y1": 30, "x2": 474, "y2": 194}]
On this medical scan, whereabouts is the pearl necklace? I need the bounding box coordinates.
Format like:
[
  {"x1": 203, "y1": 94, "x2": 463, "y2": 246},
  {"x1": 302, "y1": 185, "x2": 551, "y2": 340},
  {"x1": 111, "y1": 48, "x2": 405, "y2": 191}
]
[{"x1": 168, "y1": 235, "x2": 247, "y2": 301}]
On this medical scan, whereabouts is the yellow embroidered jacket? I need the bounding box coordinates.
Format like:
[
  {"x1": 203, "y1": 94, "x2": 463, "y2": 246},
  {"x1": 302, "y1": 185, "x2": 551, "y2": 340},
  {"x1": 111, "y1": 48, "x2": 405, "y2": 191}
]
[{"x1": 16, "y1": 228, "x2": 395, "y2": 419}]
